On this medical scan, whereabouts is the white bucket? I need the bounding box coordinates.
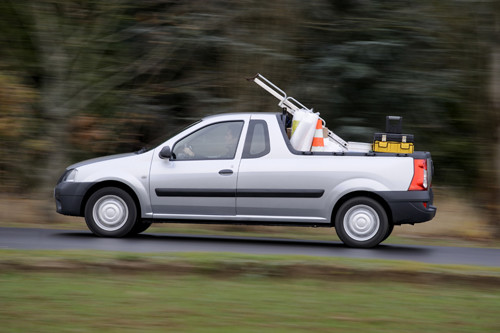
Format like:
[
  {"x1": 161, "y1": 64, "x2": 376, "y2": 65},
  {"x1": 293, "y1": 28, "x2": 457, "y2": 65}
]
[{"x1": 290, "y1": 112, "x2": 319, "y2": 151}]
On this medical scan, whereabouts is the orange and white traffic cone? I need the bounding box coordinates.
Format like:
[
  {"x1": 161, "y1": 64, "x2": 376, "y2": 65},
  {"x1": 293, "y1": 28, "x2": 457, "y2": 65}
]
[{"x1": 311, "y1": 119, "x2": 325, "y2": 152}]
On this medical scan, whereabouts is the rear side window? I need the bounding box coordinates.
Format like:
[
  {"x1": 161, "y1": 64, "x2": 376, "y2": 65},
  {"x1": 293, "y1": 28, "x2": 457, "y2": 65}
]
[{"x1": 243, "y1": 120, "x2": 270, "y2": 159}]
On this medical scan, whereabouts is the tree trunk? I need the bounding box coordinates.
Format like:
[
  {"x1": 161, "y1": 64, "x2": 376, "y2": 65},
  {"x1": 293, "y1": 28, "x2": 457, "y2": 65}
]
[
  {"x1": 490, "y1": 15, "x2": 500, "y2": 237},
  {"x1": 479, "y1": 2, "x2": 500, "y2": 238}
]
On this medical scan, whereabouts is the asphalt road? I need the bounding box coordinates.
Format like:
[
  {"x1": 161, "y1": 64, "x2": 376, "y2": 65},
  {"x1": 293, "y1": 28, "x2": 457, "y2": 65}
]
[{"x1": 1, "y1": 227, "x2": 499, "y2": 267}]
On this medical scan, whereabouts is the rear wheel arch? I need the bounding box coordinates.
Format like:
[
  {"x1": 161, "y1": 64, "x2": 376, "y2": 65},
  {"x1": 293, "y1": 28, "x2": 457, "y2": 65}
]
[{"x1": 331, "y1": 191, "x2": 393, "y2": 226}]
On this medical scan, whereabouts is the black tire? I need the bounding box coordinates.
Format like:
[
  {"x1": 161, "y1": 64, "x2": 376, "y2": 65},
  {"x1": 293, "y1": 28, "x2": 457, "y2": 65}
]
[
  {"x1": 382, "y1": 224, "x2": 394, "y2": 242},
  {"x1": 128, "y1": 221, "x2": 152, "y2": 236},
  {"x1": 335, "y1": 197, "x2": 389, "y2": 248},
  {"x1": 85, "y1": 187, "x2": 138, "y2": 237}
]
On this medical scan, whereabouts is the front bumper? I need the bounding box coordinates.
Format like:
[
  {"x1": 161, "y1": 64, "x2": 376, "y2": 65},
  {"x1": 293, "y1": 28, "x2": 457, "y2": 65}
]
[
  {"x1": 375, "y1": 189, "x2": 437, "y2": 225},
  {"x1": 54, "y1": 182, "x2": 95, "y2": 216}
]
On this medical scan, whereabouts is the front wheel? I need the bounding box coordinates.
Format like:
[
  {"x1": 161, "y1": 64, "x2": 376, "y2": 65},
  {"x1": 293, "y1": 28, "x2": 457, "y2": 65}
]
[
  {"x1": 335, "y1": 197, "x2": 389, "y2": 248},
  {"x1": 85, "y1": 187, "x2": 138, "y2": 237},
  {"x1": 128, "y1": 221, "x2": 152, "y2": 236}
]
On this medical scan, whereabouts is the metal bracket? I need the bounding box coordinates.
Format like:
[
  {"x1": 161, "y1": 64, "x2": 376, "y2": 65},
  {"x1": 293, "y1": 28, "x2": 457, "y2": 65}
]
[{"x1": 248, "y1": 73, "x2": 347, "y2": 148}]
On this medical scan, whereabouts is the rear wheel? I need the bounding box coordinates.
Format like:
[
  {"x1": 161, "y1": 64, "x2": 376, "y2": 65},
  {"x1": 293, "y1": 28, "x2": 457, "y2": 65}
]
[
  {"x1": 383, "y1": 224, "x2": 394, "y2": 242},
  {"x1": 335, "y1": 197, "x2": 389, "y2": 248},
  {"x1": 85, "y1": 187, "x2": 138, "y2": 237}
]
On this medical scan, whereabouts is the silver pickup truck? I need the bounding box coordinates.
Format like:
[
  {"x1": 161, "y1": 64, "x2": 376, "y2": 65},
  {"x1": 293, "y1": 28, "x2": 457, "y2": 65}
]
[{"x1": 55, "y1": 110, "x2": 436, "y2": 248}]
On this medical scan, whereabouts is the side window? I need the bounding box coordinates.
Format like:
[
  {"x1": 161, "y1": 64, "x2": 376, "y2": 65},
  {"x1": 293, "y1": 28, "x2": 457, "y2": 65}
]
[
  {"x1": 173, "y1": 121, "x2": 244, "y2": 160},
  {"x1": 243, "y1": 120, "x2": 270, "y2": 159}
]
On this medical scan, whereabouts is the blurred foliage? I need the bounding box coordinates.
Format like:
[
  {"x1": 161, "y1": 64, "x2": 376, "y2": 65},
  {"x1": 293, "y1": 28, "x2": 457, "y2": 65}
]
[
  {"x1": 0, "y1": 71, "x2": 39, "y2": 191},
  {"x1": 0, "y1": 0, "x2": 498, "y2": 230}
]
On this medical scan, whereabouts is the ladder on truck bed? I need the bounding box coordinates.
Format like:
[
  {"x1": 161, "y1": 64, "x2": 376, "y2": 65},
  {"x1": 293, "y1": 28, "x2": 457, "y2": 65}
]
[{"x1": 248, "y1": 73, "x2": 348, "y2": 151}]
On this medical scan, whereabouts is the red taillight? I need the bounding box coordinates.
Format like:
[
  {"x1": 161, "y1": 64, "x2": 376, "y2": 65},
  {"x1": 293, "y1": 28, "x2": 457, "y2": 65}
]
[{"x1": 409, "y1": 159, "x2": 428, "y2": 191}]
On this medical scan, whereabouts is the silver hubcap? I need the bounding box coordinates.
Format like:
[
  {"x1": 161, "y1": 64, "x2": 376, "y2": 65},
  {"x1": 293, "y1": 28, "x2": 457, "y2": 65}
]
[
  {"x1": 343, "y1": 204, "x2": 380, "y2": 242},
  {"x1": 92, "y1": 195, "x2": 129, "y2": 231}
]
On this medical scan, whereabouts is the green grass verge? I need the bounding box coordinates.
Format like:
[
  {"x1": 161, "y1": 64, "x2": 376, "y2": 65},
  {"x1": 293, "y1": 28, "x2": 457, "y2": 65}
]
[
  {"x1": 1, "y1": 250, "x2": 500, "y2": 283},
  {"x1": 1, "y1": 250, "x2": 500, "y2": 332},
  {"x1": 0, "y1": 273, "x2": 499, "y2": 333}
]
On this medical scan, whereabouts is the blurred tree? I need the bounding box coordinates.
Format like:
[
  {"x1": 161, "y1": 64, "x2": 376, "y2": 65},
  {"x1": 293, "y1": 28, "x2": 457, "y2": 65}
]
[
  {"x1": 0, "y1": 71, "x2": 38, "y2": 192},
  {"x1": 299, "y1": 0, "x2": 486, "y2": 187},
  {"x1": 493, "y1": 3, "x2": 500, "y2": 236},
  {"x1": 28, "y1": 1, "x2": 170, "y2": 190},
  {"x1": 481, "y1": 0, "x2": 500, "y2": 236},
  {"x1": 0, "y1": 0, "x2": 175, "y2": 193}
]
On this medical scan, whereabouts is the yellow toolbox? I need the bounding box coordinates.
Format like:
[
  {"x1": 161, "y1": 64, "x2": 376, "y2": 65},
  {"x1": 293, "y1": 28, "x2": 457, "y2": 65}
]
[
  {"x1": 373, "y1": 116, "x2": 415, "y2": 153},
  {"x1": 373, "y1": 140, "x2": 414, "y2": 153}
]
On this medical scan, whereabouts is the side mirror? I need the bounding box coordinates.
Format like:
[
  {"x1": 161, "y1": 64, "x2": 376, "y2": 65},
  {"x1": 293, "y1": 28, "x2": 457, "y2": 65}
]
[{"x1": 159, "y1": 146, "x2": 173, "y2": 159}]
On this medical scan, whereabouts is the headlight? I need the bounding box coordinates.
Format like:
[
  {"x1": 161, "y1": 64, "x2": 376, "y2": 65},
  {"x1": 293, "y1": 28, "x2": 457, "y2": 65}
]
[{"x1": 59, "y1": 169, "x2": 78, "y2": 183}]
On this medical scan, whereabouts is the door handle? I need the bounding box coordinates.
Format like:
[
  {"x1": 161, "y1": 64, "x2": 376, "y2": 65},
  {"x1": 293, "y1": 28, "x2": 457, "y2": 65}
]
[{"x1": 219, "y1": 169, "x2": 233, "y2": 175}]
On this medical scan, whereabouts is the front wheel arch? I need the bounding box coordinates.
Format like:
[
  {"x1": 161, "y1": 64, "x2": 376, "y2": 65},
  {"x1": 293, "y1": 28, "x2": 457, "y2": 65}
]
[{"x1": 81, "y1": 181, "x2": 142, "y2": 218}]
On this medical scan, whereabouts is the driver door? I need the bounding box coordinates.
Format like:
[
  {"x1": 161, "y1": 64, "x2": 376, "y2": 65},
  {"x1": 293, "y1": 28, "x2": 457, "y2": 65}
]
[{"x1": 149, "y1": 120, "x2": 245, "y2": 218}]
